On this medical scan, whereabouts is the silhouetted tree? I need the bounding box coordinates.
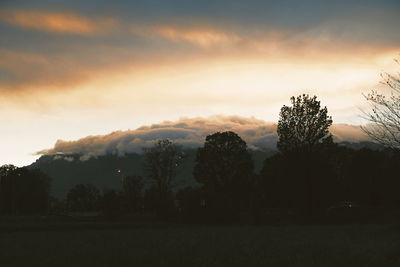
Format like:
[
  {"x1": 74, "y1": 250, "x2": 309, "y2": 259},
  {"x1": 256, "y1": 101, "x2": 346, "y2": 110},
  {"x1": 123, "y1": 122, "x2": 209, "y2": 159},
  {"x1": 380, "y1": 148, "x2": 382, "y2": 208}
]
[
  {"x1": 143, "y1": 186, "x2": 159, "y2": 213},
  {"x1": 0, "y1": 164, "x2": 17, "y2": 177},
  {"x1": 340, "y1": 148, "x2": 393, "y2": 206},
  {"x1": 66, "y1": 184, "x2": 100, "y2": 213},
  {"x1": 176, "y1": 186, "x2": 204, "y2": 222},
  {"x1": 0, "y1": 166, "x2": 51, "y2": 215},
  {"x1": 122, "y1": 175, "x2": 144, "y2": 213},
  {"x1": 0, "y1": 165, "x2": 17, "y2": 212},
  {"x1": 49, "y1": 196, "x2": 67, "y2": 215},
  {"x1": 277, "y1": 94, "x2": 333, "y2": 153},
  {"x1": 193, "y1": 131, "x2": 254, "y2": 221},
  {"x1": 99, "y1": 189, "x2": 122, "y2": 219},
  {"x1": 261, "y1": 150, "x2": 338, "y2": 219},
  {"x1": 381, "y1": 150, "x2": 400, "y2": 208},
  {"x1": 362, "y1": 59, "x2": 400, "y2": 149},
  {"x1": 143, "y1": 139, "x2": 183, "y2": 217},
  {"x1": 260, "y1": 95, "x2": 337, "y2": 220},
  {"x1": 143, "y1": 185, "x2": 175, "y2": 217}
]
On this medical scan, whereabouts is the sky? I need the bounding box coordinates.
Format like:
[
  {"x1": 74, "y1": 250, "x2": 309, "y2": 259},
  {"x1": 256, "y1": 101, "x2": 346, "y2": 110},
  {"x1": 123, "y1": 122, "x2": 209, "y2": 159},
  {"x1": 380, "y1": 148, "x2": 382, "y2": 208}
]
[{"x1": 0, "y1": 0, "x2": 399, "y2": 166}]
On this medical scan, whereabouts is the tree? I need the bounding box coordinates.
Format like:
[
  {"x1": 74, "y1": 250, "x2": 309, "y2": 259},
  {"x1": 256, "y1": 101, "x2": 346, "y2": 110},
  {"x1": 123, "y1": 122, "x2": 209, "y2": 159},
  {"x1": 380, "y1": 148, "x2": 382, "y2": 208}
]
[
  {"x1": 0, "y1": 164, "x2": 17, "y2": 178},
  {"x1": 362, "y1": 59, "x2": 400, "y2": 149},
  {"x1": 261, "y1": 95, "x2": 336, "y2": 218},
  {"x1": 277, "y1": 94, "x2": 333, "y2": 153},
  {"x1": 0, "y1": 166, "x2": 51, "y2": 215},
  {"x1": 0, "y1": 165, "x2": 17, "y2": 212},
  {"x1": 66, "y1": 184, "x2": 100, "y2": 213},
  {"x1": 99, "y1": 189, "x2": 122, "y2": 219},
  {"x1": 260, "y1": 149, "x2": 338, "y2": 218},
  {"x1": 122, "y1": 175, "x2": 144, "y2": 213},
  {"x1": 176, "y1": 186, "x2": 204, "y2": 222},
  {"x1": 143, "y1": 139, "x2": 183, "y2": 215},
  {"x1": 193, "y1": 131, "x2": 254, "y2": 220}
]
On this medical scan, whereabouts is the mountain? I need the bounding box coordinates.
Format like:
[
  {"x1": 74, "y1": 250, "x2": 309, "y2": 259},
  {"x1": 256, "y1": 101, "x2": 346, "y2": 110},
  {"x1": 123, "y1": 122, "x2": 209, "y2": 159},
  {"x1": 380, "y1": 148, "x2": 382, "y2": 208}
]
[
  {"x1": 30, "y1": 115, "x2": 379, "y2": 198},
  {"x1": 36, "y1": 115, "x2": 371, "y2": 161},
  {"x1": 31, "y1": 149, "x2": 275, "y2": 198},
  {"x1": 31, "y1": 142, "x2": 381, "y2": 199}
]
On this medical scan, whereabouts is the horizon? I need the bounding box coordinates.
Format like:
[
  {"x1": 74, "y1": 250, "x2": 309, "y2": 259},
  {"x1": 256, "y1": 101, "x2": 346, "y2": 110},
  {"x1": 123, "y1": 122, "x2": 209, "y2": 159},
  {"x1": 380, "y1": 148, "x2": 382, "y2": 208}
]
[
  {"x1": 1, "y1": 0, "x2": 399, "y2": 166},
  {"x1": 7, "y1": 114, "x2": 373, "y2": 167}
]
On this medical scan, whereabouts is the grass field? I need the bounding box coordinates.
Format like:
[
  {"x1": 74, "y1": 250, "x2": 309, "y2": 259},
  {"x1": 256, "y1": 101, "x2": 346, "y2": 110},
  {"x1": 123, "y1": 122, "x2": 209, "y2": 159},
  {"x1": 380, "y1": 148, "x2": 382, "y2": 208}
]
[{"x1": 1, "y1": 220, "x2": 400, "y2": 267}]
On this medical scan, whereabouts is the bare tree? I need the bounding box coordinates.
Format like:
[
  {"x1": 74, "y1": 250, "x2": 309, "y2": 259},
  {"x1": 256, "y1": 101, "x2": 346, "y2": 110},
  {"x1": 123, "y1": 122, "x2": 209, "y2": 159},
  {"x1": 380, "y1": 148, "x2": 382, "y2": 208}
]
[
  {"x1": 143, "y1": 139, "x2": 183, "y2": 198},
  {"x1": 362, "y1": 58, "x2": 400, "y2": 149}
]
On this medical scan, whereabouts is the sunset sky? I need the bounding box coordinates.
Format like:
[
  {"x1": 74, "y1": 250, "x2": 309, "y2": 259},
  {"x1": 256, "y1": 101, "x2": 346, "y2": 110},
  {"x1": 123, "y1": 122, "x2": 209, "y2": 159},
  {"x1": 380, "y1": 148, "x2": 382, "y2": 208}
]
[{"x1": 1, "y1": 0, "x2": 399, "y2": 166}]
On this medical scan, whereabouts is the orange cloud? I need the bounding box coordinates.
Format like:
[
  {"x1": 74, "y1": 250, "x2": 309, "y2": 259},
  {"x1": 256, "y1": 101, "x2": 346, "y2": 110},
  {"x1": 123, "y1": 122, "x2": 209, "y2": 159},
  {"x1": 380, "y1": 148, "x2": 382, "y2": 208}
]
[
  {"x1": 0, "y1": 10, "x2": 117, "y2": 34},
  {"x1": 0, "y1": 49, "x2": 88, "y2": 91},
  {"x1": 132, "y1": 25, "x2": 241, "y2": 48},
  {"x1": 156, "y1": 26, "x2": 240, "y2": 47}
]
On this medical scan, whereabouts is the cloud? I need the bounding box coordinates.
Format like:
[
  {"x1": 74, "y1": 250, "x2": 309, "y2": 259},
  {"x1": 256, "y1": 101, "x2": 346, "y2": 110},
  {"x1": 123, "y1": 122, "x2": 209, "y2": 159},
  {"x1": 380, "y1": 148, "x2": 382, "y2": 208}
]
[
  {"x1": 148, "y1": 26, "x2": 240, "y2": 48},
  {"x1": 0, "y1": 10, "x2": 117, "y2": 34},
  {"x1": 0, "y1": 43, "x2": 144, "y2": 93},
  {"x1": 1, "y1": 1, "x2": 398, "y2": 107},
  {"x1": 37, "y1": 115, "x2": 370, "y2": 161}
]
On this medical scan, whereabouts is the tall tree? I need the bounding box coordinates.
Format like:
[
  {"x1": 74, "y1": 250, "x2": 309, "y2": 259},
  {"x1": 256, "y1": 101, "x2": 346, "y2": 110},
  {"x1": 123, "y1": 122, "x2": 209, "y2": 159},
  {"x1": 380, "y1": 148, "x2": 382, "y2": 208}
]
[
  {"x1": 193, "y1": 131, "x2": 254, "y2": 219},
  {"x1": 143, "y1": 139, "x2": 183, "y2": 215},
  {"x1": 277, "y1": 94, "x2": 333, "y2": 153},
  {"x1": 362, "y1": 59, "x2": 400, "y2": 149},
  {"x1": 261, "y1": 95, "x2": 336, "y2": 217}
]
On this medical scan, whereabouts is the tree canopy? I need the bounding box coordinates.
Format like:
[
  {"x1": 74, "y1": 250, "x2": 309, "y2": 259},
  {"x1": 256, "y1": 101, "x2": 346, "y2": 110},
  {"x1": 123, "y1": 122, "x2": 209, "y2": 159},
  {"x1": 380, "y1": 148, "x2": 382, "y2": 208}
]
[
  {"x1": 277, "y1": 94, "x2": 333, "y2": 153},
  {"x1": 194, "y1": 131, "x2": 253, "y2": 193},
  {"x1": 193, "y1": 131, "x2": 254, "y2": 220},
  {"x1": 143, "y1": 139, "x2": 183, "y2": 195}
]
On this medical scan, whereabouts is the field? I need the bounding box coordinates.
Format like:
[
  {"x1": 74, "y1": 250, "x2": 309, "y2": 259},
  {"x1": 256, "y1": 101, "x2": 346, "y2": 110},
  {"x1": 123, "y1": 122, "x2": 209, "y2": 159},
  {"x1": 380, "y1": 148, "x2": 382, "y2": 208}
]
[{"x1": 1, "y1": 219, "x2": 400, "y2": 267}]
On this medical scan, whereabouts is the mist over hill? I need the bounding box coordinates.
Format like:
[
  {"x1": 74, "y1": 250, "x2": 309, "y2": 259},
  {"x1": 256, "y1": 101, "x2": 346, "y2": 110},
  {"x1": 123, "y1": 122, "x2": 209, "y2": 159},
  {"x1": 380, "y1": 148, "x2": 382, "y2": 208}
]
[
  {"x1": 31, "y1": 115, "x2": 377, "y2": 198},
  {"x1": 37, "y1": 115, "x2": 370, "y2": 160},
  {"x1": 31, "y1": 149, "x2": 274, "y2": 198}
]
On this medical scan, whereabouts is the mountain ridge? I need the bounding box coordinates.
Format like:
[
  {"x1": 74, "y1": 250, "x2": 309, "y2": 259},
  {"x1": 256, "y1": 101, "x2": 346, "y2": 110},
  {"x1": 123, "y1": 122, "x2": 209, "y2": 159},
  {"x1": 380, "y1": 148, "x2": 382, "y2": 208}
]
[{"x1": 29, "y1": 115, "x2": 378, "y2": 198}]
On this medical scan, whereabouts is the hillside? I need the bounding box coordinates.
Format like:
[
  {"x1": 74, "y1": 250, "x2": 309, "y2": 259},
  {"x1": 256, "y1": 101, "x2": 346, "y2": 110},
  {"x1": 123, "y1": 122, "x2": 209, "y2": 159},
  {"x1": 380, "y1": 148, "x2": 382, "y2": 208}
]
[{"x1": 31, "y1": 149, "x2": 275, "y2": 198}]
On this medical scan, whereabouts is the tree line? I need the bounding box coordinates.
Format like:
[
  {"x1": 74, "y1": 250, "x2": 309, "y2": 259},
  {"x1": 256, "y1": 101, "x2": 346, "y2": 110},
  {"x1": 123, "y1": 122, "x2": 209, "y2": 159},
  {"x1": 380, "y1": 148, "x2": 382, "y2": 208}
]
[
  {"x1": 1, "y1": 91, "x2": 399, "y2": 223},
  {"x1": 0, "y1": 165, "x2": 50, "y2": 215}
]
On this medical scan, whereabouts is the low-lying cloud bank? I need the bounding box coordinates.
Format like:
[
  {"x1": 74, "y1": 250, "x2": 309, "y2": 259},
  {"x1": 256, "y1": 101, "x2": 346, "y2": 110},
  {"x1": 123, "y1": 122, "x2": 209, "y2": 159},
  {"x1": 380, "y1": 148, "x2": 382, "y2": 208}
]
[{"x1": 37, "y1": 115, "x2": 370, "y2": 161}]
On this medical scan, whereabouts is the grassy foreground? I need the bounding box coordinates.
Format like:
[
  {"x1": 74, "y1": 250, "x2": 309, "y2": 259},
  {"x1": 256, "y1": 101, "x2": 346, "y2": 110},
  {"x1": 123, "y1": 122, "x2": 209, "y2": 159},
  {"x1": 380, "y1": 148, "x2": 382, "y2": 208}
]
[{"x1": 0, "y1": 220, "x2": 400, "y2": 267}]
